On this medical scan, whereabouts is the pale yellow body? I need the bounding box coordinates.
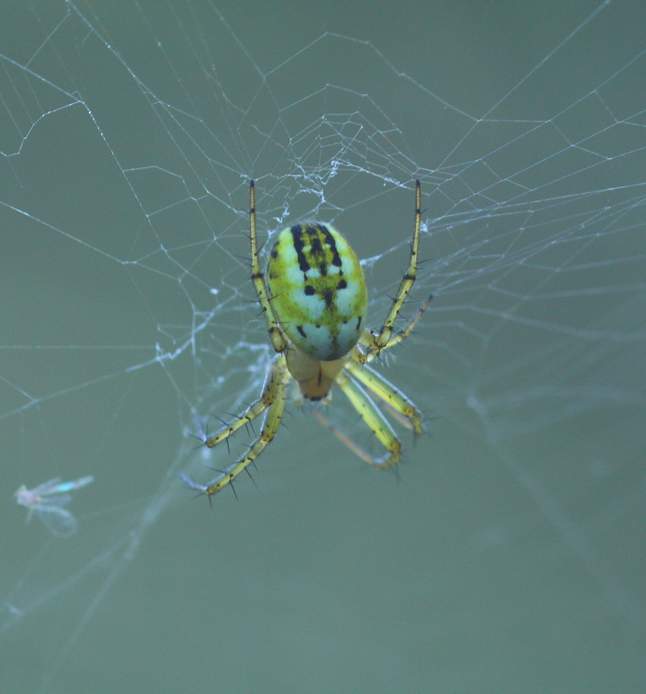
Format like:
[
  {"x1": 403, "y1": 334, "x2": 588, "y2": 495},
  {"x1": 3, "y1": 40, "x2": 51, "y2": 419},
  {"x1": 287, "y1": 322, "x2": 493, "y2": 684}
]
[{"x1": 285, "y1": 349, "x2": 347, "y2": 401}]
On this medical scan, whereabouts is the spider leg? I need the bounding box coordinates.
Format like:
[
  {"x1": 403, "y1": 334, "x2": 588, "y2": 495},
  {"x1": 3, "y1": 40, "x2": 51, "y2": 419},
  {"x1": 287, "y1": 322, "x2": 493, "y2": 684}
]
[
  {"x1": 335, "y1": 371, "x2": 401, "y2": 468},
  {"x1": 344, "y1": 359, "x2": 423, "y2": 435},
  {"x1": 313, "y1": 410, "x2": 376, "y2": 465},
  {"x1": 202, "y1": 377, "x2": 274, "y2": 449},
  {"x1": 204, "y1": 355, "x2": 289, "y2": 497},
  {"x1": 356, "y1": 293, "x2": 431, "y2": 366},
  {"x1": 360, "y1": 180, "x2": 422, "y2": 362},
  {"x1": 249, "y1": 180, "x2": 288, "y2": 353},
  {"x1": 375, "y1": 293, "x2": 433, "y2": 354}
]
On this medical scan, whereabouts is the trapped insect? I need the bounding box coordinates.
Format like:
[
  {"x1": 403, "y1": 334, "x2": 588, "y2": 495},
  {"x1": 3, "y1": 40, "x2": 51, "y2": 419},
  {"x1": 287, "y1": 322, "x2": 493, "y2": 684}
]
[
  {"x1": 183, "y1": 180, "x2": 431, "y2": 498},
  {"x1": 15, "y1": 475, "x2": 94, "y2": 537}
]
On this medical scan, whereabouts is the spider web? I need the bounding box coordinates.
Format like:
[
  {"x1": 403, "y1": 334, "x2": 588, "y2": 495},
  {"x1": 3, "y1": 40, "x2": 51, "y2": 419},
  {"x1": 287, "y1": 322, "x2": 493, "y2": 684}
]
[{"x1": 1, "y1": 1, "x2": 644, "y2": 692}]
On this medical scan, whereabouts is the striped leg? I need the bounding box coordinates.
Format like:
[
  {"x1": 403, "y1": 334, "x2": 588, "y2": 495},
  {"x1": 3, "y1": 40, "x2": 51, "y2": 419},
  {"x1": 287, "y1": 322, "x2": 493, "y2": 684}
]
[
  {"x1": 203, "y1": 355, "x2": 289, "y2": 497},
  {"x1": 335, "y1": 371, "x2": 401, "y2": 468},
  {"x1": 249, "y1": 180, "x2": 288, "y2": 353},
  {"x1": 202, "y1": 384, "x2": 271, "y2": 449},
  {"x1": 344, "y1": 359, "x2": 423, "y2": 434},
  {"x1": 359, "y1": 180, "x2": 422, "y2": 362}
]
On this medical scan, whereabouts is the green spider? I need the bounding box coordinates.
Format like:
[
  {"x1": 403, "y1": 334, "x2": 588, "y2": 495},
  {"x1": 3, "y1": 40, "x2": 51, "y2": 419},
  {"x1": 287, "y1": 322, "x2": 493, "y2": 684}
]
[{"x1": 187, "y1": 180, "x2": 431, "y2": 498}]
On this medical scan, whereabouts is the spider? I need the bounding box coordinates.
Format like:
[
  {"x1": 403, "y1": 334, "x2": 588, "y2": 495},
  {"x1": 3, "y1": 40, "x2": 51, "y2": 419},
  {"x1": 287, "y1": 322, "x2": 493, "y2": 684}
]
[{"x1": 187, "y1": 180, "x2": 431, "y2": 498}]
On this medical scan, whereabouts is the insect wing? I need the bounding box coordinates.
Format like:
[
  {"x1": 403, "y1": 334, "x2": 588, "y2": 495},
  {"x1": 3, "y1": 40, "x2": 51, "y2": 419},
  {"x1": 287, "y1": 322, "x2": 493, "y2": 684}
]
[
  {"x1": 30, "y1": 478, "x2": 63, "y2": 496},
  {"x1": 33, "y1": 504, "x2": 78, "y2": 537},
  {"x1": 48, "y1": 475, "x2": 94, "y2": 495},
  {"x1": 37, "y1": 493, "x2": 72, "y2": 509}
]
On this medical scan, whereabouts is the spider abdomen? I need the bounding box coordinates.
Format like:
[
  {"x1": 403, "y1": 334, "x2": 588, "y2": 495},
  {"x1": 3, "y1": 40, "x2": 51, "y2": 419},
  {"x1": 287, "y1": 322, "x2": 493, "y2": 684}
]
[{"x1": 267, "y1": 223, "x2": 367, "y2": 361}]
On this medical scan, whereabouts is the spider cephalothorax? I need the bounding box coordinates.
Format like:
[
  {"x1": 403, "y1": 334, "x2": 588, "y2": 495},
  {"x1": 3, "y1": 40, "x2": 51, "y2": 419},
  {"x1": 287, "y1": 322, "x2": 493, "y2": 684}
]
[{"x1": 184, "y1": 180, "x2": 431, "y2": 498}]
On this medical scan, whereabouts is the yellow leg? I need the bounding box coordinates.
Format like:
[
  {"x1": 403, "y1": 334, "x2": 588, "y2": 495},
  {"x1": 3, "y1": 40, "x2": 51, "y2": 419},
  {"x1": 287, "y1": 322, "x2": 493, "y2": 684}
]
[
  {"x1": 379, "y1": 293, "x2": 433, "y2": 352},
  {"x1": 344, "y1": 359, "x2": 423, "y2": 434},
  {"x1": 203, "y1": 389, "x2": 270, "y2": 449},
  {"x1": 336, "y1": 371, "x2": 401, "y2": 468},
  {"x1": 357, "y1": 293, "x2": 432, "y2": 364},
  {"x1": 249, "y1": 181, "x2": 288, "y2": 353},
  {"x1": 361, "y1": 180, "x2": 422, "y2": 360},
  {"x1": 204, "y1": 355, "x2": 289, "y2": 497}
]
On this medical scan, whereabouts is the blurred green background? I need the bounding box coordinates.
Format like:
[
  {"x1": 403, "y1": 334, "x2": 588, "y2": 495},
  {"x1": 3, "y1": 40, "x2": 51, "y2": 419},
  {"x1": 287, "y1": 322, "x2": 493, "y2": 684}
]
[{"x1": 1, "y1": 1, "x2": 644, "y2": 692}]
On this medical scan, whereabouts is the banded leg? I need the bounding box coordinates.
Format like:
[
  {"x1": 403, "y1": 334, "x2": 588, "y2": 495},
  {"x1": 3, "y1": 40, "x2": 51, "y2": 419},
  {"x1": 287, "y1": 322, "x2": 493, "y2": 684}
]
[
  {"x1": 203, "y1": 381, "x2": 272, "y2": 449},
  {"x1": 249, "y1": 180, "x2": 287, "y2": 353},
  {"x1": 344, "y1": 359, "x2": 423, "y2": 434},
  {"x1": 204, "y1": 354, "x2": 289, "y2": 497},
  {"x1": 377, "y1": 293, "x2": 433, "y2": 353},
  {"x1": 360, "y1": 180, "x2": 422, "y2": 362},
  {"x1": 357, "y1": 293, "x2": 433, "y2": 364},
  {"x1": 336, "y1": 371, "x2": 401, "y2": 468}
]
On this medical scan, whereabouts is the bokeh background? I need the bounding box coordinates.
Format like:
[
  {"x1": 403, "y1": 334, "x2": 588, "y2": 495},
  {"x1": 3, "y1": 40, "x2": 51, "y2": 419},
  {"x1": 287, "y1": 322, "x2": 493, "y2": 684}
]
[{"x1": 1, "y1": 1, "x2": 644, "y2": 692}]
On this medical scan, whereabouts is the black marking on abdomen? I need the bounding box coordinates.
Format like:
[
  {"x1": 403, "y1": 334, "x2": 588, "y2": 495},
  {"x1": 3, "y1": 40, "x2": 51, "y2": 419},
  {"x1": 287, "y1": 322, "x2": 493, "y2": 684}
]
[
  {"x1": 297, "y1": 325, "x2": 307, "y2": 338},
  {"x1": 323, "y1": 289, "x2": 334, "y2": 308},
  {"x1": 356, "y1": 316, "x2": 362, "y2": 330},
  {"x1": 291, "y1": 225, "x2": 310, "y2": 273},
  {"x1": 310, "y1": 233, "x2": 323, "y2": 256},
  {"x1": 319, "y1": 225, "x2": 342, "y2": 267},
  {"x1": 337, "y1": 279, "x2": 347, "y2": 290}
]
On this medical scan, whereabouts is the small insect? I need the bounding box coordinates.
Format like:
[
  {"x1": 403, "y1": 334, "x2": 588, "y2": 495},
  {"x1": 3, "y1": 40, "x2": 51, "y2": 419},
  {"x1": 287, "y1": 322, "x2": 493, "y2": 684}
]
[
  {"x1": 184, "y1": 180, "x2": 431, "y2": 499},
  {"x1": 15, "y1": 475, "x2": 94, "y2": 537}
]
